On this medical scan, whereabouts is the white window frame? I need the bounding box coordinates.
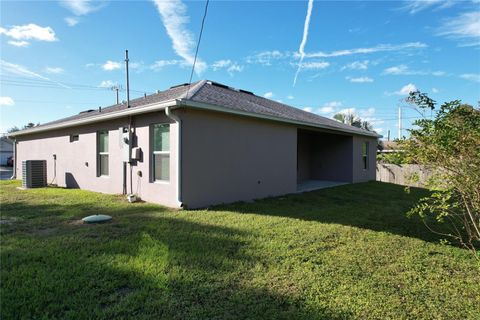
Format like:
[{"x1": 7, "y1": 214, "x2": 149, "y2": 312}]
[
  {"x1": 151, "y1": 123, "x2": 170, "y2": 182},
  {"x1": 97, "y1": 130, "x2": 109, "y2": 177},
  {"x1": 362, "y1": 141, "x2": 369, "y2": 170}
]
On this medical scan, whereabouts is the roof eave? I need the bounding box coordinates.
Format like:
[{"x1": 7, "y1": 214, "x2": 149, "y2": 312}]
[
  {"x1": 177, "y1": 98, "x2": 381, "y2": 138},
  {"x1": 9, "y1": 99, "x2": 179, "y2": 137}
]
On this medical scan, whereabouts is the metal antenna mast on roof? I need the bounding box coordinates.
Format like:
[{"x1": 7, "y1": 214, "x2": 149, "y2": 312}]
[
  {"x1": 111, "y1": 85, "x2": 123, "y2": 104},
  {"x1": 125, "y1": 50, "x2": 130, "y2": 108}
]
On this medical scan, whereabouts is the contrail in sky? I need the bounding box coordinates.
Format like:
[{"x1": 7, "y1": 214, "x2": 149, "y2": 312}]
[{"x1": 293, "y1": 0, "x2": 314, "y2": 86}]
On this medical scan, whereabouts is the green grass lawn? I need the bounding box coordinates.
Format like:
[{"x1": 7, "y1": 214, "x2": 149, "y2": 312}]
[{"x1": 1, "y1": 180, "x2": 478, "y2": 319}]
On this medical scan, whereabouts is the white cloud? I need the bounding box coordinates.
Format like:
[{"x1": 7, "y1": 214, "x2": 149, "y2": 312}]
[
  {"x1": 342, "y1": 60, "x2": 369, "y2": 70},
  {"x1": 432, "y1": 87, "x2": 439, "y2": 93},
  {"x1": 212, "y1": 59, "x2": 231, "y2": 70},
  {"x1": 297, "y1": 61, "x2": 330, "y2": 70},
  {"x1": 0, "y1": 59, "x2": 69, "y2": 88},
  {"x1": 432, "y1": 71, "x2": 446, "y2": 76},
  {"x1": 396, "y1": 83, "x2": 418, "y2": 95},
  {"x1": 287, "y1": 95, "x2": 294, "y2": 100},
  {"x1": 303, "y1": 107, "x2": 313, "y2": 112},
  {"x1": 0, "y1": 96, "x2": 14, "y2": 106},
  {"x1": 346, "y1": 76, "x2": 374, "y2": 83},
  {"x1": 318, "y1": 101, "x2": 342, "y2": 114},
  {"x1": 102, "y1": 60, "x2": 121, "y2": 71},
  {"x1": 460, "y1": 73, "x2": 480, "y2": 82},
  {"x1": 263, "y1": 92, "x2": 274, "y2": 98},
  {"x1": 45, "y1": 67, "x2": 64, "y2": 74},
  {"x1": 246, "y1": 50, "x2": 287, "y2": 66},
  {"x1": 383, "y1": 64, "x2": 445, "y2": 76},
  {"x1": 152, "y1": 0, "x2": 207, "y2": 74},
  {"x1": 7, "y1": 40, "x2": 29, "y2": 47},
  {"x1": 64, "y1": 17, "x2": 79, "y2": 27},
  {"x1": 211, "y1": 59, "x2": 243, "y2": 75},
  {"x1": 338, "y1": 107, "x2": 356, "y2": 115},
  {"x1": 359, "y1": 107, "x2": 376, "y2": 118},
  {"x1": 324, "y1": 101, "x2": 342, "y2": 108},
  {"x1": 293, "y1": 0, "x2": 315, "y2": 86},
  {"x1": 401, "y1": 0, "x2": 456, "y2": 14},
  {"x1": 0, "y1": 24, "x2": 57, "y2": 46},
  {"x1": 318, "y1": 106, "x2": 335, "y2": 114},
  {"x1": 383, "y1": 64, "x2": 409, "y2": 75},
  {"x1": 226, "y1": 63, "x2": 243, "y2": 75},
  {"x1": 60, "y1": 0, "x2": 103, "y2": 15},
  {"x1": 150, "y1": 59, "x2": 180, "y2": 71},
  {"x1": 98, "y1": 80, "x2": 117, "y2": 88},
  {"x1": 303, "y1": 42, "x2": 427, "y2": 58},
  {"x1": 437, "y1": 11, "x2": 480, "y2": 47}
]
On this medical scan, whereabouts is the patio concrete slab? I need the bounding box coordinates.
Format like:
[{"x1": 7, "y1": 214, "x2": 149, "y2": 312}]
[{"x1": 296, "y1": 180, "x2": 348, "y2": 193}]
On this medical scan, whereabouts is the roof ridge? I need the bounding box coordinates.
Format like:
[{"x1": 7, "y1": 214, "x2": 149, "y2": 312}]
[{"x1": 183, "y1": 80, "x2": 208, "y2": 100}]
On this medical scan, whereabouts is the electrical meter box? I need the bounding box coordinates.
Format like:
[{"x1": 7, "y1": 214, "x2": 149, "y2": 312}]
[
  {"x1": 131, "y1": 147, "x2": 141, "y2": 160},
  {"x1": 119, "y1": 126, "x2": 131, "y2": 162}
]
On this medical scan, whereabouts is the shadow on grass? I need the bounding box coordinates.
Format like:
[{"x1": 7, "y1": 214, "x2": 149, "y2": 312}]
[
  {"x1": 1, "y1": 199, "x2": 350, "y2": 319},
  {"x1": 213, "y1": 181, "x2": 450, "y2": 245}
]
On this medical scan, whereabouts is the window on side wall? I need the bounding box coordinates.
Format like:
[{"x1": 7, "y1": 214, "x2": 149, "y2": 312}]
[
  {"x1": 151, "y1": 124, "x2": 170, "y2": 182},
  {"x1": 362, "y1": 141, "x2": 369, "y2": 170},
  {"x1": 70, "y1": 134, "x2": 79, "y2": 142},
  {"x1": 97, "y1": 130, "x2": 109, "y2": 176}
]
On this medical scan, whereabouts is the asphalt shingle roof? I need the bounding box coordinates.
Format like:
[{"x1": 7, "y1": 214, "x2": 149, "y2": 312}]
[{"x1": 21, "y1": 80, "x2": 378, "y2": 137}]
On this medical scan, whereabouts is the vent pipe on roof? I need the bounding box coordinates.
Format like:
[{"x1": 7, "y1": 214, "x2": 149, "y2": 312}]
[{"x1": 125, "y1": 50, "x2": 130, "y2": 108}]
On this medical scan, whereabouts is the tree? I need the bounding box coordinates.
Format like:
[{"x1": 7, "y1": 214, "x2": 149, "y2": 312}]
[
  {"x1": 7, "y1": 122, "x2": 40, "y2": 133},
  {"x1": 333, "y1": 112, "x2": 374, "y2": 131},
  {"x1": 400, "y1": 91, "x2": 480, "y2": 257}
]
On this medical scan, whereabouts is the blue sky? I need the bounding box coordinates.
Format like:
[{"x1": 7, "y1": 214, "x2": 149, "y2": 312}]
[{"x1": 1, "y1": 0, "x2": 479, "y2": 139}]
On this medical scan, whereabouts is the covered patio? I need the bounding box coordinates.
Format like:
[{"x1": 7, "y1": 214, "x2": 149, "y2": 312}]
[{"x1": 296, "y1": 129, "x2": 353, "y2": 192}]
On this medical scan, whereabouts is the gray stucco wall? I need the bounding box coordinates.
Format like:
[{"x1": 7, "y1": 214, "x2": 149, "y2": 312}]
[
  {"x1": 15, "y1": 107, "x2": 377, "y2": 209},
  {"x1": 352, "y1": 135, "x2": 377, "y2": 182},
  {"x1": 180, "y1": 109, "x2": 298, "y2": 208},
  {"x1": 15, "y1": 112, "x2": 179, "y2": 207}
]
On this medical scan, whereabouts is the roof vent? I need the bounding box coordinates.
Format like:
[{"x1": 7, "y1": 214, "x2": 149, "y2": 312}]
[
  {"x1": 79, "y1": 109, "x2": 95, "y2": 114},
  {"x1": 239, "y1": 89, "x2": 254, "y2": 95},
  {"x1": 207, "y1": 81, "x2": 230, "y2": 89},
  {"x1": 170, "y1": 83, "x2": 189, "y2": 89}
]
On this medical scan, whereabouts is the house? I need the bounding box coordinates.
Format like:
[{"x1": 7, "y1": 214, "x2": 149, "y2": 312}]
[
  {"x1": 0, "y1": 136, "x2": 13, "y2": 166},
  {"x1": 8, "y1": 80, "x2": 379, "y2": 208}
]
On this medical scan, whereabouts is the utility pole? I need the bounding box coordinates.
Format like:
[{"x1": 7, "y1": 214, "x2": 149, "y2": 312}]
[
  {"x1": 125, "y1": 50, "x2": 130, "y2": 108},
  {"x1": 398, "y1": 106, "x2": 402, "y2": 139},
  {"x1": 110, "y1": 85, "x2": 122, "y2": 104}
]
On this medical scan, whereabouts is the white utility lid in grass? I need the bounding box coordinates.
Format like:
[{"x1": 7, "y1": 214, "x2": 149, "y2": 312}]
[{"x1": 82, "y1": 214, "x2": 112, "y2": 224}]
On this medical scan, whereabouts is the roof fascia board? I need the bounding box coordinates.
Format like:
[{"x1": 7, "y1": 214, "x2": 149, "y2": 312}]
[
  {"x1": 177, "y1": 98, "x2": 380, "y2": 138},
  {"x1": 9, "y1": 99, "x2": 178, "y2": 137}
]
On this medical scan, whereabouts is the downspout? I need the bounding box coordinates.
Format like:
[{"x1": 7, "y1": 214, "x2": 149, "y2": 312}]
[
  {"x1": 165, "y1": 106, "x2": 183, "y2": 208},
  {"x1": 10, "y1": 138, "x2": 16, "y2": 180}
]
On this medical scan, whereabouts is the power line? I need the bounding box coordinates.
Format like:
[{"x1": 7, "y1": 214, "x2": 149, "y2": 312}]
[
  {"x1": 0, "y1": 76, "x2": 151, "y2": 94},
  {"x1": 186, "y1": 0, "x2": 210, "y2": 98}
]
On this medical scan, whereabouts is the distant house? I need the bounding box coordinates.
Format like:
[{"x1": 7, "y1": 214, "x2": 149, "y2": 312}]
[
  {"x1": 9, "y1": 80, "x2": 379, "y2": 208},
  {"x1": 0, "y1": 136, "x2": 13, "y2": 165}
]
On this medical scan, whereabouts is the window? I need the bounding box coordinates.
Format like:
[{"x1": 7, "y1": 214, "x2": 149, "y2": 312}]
[
  {"x1": 70, "y1": 134, "x2": 79, "y2": 142},
  {"x1": 97, "y1": 131, "x2": 109, "y2": 176},
  {"x1": 151, "y1": 124, "x2": 170, "y2": 181},
  {"x1": 362, "y1": 141, "x2": 369, "y2": 170}
]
